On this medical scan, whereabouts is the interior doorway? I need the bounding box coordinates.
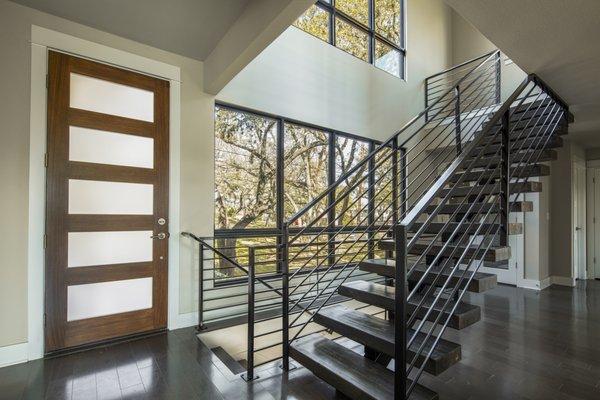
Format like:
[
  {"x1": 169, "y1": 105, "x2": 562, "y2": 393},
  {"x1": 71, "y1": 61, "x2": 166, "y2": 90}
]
[
  {"x1": 572, "y1": 157, "x2": 587, "y2": 280},
  {"x1": 44, "y1": 51, "x2": 170, "y2": 352}
]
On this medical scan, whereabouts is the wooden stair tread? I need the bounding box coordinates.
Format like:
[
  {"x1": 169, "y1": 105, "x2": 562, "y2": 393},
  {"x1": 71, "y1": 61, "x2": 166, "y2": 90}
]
[
  {"x1": 289, "y1": 335, "x2": 438, "y2": 400},
  {"x1": 450, "y1": 164, "x2": 549, "y2": 183},
  {"x1": 378, "y1": 240, "x2": 511, "y2": 263},
  {"x1": 464, "y1": 149, "x2": 557, "y2": 168},
  {"x1": 338, "y1": 280, "x2": 481, "y2": 329},
  {"x1": 433, "y1": 134, "x2": 563, "y2": 157},
  {"x1": 314, "y1": 305, "x2": 462, "y2": 375},
  {"x1": 424, "y1": 201, "x2": 533, "y2": 214},
  {"x1": 358, "y1": 259, "x2": 497, "y2": 293},
  {"x1": 438, "y1": 181, "x2": 541, "y2": 198},
  {"x1": 472, "y1": 135, "x2": 563, "y2": 155},
  {"x1": 410, "y1": 222, "x2": 522, "y2": 235}
]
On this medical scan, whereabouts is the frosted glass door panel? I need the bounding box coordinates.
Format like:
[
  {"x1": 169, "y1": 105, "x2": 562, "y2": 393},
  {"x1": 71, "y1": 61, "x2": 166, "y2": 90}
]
[
  {"x1": 70, "y1": 73, "x2": 154, "y2": 122},
  {"x1": 69, "y1": 126, "x2": 154, "y2": 168},
  {"x1": 68, "y1": 231, "x2": 153, "y2": 268},
  {"x1": 69, "y1": 180, "x2": 153, "y2": 215},
  {"x1": 67, "y1": 277, "x2": 153, "y2": 321}
]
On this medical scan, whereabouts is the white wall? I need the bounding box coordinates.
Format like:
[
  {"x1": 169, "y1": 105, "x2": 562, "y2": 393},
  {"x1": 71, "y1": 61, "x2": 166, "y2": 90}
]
[
  {"x1": 0, "y1": 0, "x2": 214, "y2": 352},
  {"x1": 451, "y1": 10, "x2": 526, "y2": 102},
  {"x1": 0, "y1": 0, "x2": 540, "y2": 362},
  {"x1": 218, "y1": 0, "x2": 454, "y2": 142}
]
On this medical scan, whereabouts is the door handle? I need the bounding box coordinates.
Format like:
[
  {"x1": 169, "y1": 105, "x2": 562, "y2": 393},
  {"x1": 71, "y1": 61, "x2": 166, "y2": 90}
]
[
  {"x1": 576, "y1": 227, "x2": 582, "y2": 231},
  {"x1": 151, "y1": 232, "x2": 170, "y2": 240}
]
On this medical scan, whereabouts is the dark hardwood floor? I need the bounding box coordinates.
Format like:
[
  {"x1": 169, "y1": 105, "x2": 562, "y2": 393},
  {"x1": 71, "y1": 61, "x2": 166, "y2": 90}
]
[{"x1": 2, "y1": 281, "x2": 600, "y2": 400}]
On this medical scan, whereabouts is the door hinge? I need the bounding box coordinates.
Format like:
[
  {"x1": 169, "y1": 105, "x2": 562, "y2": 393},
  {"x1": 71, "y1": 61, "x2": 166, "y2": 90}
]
[
  {"x1": 46, "y1": 74, "x2": 49, "y2": 89},
  {"x1": 43, "y1": 234, "x2": 47, "y2": 249},
  {"x1": 44, "y1": 153, "x2": 48, "y2": 168},
  {"x1": 594, "y1": 257, "x2": 597, "y2": 264},
  {"x1": 44, "y1": 313, "x2": 47, "y2": 327}
]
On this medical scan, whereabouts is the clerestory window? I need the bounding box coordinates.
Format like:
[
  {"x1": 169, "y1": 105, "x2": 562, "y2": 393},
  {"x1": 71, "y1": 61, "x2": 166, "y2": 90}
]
[{"x1": 294, "y1": 0, "x2": 405, "y2": 78}]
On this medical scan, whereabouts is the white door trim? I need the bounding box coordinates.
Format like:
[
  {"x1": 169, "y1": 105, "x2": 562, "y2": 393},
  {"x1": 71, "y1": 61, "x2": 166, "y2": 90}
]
[
  {"x1": 572, "y1": 156, "x2": 586, "y2": 280},
  {"x1": 28, "y1": 25, "x2": 181, "y2": 361}
]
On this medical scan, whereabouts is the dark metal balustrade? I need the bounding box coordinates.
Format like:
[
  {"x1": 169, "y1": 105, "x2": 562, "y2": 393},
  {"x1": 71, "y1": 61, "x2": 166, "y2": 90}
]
[{"x1": 184, "y1": 48, "x2": 570, "y2": 399}]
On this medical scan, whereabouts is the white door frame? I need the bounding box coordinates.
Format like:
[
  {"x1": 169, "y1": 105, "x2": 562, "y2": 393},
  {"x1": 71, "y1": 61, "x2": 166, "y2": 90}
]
[
  {"x1": 28, "y1": 26, "x2": 181, "y2": 360},
  {"x1": 586, "y1": 162, "x2": 600, "y2": 280},
  {"x1": 572, "y1": 156, "x2": 586, "y2": 280}
]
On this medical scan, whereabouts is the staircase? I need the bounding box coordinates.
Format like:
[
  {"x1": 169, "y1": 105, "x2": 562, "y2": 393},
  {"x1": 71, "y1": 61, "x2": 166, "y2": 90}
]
[{"x1": 248, "y1": 52, "x2": 571, "y2": 399}]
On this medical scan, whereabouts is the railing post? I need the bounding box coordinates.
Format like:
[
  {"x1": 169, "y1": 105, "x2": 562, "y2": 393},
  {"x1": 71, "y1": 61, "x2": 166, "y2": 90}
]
[
  {"x1": 495, "y1": 51, "x2": 502, "y2": 104},
  {"x1": 197, "y1": 242, "x2": 206, "y2": 331},
  {"x1": 281, "y1": 223, "x2": 290, "y2": 371},
  {"x1": 244, "y1": 247, "x2": 256, "y2": 381},
  {"x1": 394, "y1": 224, "x2": 407, "y2": 400},
  {"x1": 500, "y1": 110, "x2": 510, "y2": 246},
  {"x1": 424, "y1": 78, "x2": 429, "y2": 122},
  {"x1": 454, "y1": 85, "x2": 462, "y2": 155}
]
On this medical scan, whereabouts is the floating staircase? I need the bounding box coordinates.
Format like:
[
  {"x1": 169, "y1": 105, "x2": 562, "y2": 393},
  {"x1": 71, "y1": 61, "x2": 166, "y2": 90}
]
[{"x1": 244, "y1": 51, "x2": 571, "y2": 399}]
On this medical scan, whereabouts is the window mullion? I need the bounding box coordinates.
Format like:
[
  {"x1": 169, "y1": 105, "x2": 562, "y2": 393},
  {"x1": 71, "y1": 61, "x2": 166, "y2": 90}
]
[
  {"x1": 276, "y1": 118, "x2": 285, "y2": 274},
  {"x1": 327, "y1": 133, "x2": 337, "y2": 267},
  {"x1": 369, "y1": 0, "x2": 375, "y2": 65}
]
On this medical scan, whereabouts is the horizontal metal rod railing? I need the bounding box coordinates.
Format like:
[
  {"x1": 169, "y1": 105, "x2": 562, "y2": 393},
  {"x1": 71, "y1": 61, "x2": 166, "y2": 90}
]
[{"x1": 398, "y1": 74, "x2": 568, "y2": 398}]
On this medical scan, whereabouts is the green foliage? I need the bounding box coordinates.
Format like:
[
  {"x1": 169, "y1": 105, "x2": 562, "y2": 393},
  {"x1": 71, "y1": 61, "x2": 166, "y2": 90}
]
[
  {"x1": 293, "y1": 4, "x2": 329, "y2": 42},
  {"x1": 293, "y1": 0, "x2": 402, "y2": 75},
  {"x1": 374, "y1": 0, "x2": 401, "y2": 44}
]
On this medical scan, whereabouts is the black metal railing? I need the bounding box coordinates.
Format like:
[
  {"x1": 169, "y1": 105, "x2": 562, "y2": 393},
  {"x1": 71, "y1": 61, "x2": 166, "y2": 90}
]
[
  {"x1": 188, "y1": 50, "x2": 569, "y2": 399},
  {"x1": 275, "y1": 50, "x2": 503, "y2": 375},
  {"x1": 182, "y1": 230, "x2": 386, "y2": 380},
  {"x1": 393, "y1": 74, "x2": 568, "y2": 398},
  {"x1": 425, "y1": 51, "x2": 502, "y2": 122}
]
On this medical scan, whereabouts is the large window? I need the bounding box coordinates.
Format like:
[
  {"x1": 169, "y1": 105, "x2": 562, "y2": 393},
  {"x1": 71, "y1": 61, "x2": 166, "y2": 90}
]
[
  {"x1": 215, "y1": 104, "x2": 378, "y2": 234},
  {"x1": 214, "y1": 104, "x2": 389, "y2": 279},
  {"x1": 214, "y1": 107, "x2": 278, "y2": 230},
  {"x1": 294, "y1": 0, "x2": 405, "y2": 78}
]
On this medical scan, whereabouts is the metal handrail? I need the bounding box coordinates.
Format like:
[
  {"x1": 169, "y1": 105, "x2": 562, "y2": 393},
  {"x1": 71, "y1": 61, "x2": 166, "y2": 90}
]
[
  {"x1": 396, "y1": 75, "x2": 568, "y2": 398},
  {"x1": 232, "y1": 52, "x2": 571, "y2": 398},
  {"x1": 424, "y1": 50, "x2": 498, "y2": 81},
  {"x1": 287, "y1": 50, "x2": 501, "y2": 225}
]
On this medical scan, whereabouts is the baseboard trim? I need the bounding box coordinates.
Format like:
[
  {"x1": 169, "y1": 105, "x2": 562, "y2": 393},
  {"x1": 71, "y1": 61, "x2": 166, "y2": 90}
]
[
  {"x1": 550, "y1": 276, "x2": 576, "y2": 287},
  {"x1": 539, "y1": 277, "x2": 552, "y2": 290},
  {"x1": 519, "y1": 278, "x2": 543, "y2": 291},
  {"x1": 0, "y1": 342, "x2": 28, "y2": 368},
  {"x1": 171, "y1": 312, "x2": 198, "y2": 330}
]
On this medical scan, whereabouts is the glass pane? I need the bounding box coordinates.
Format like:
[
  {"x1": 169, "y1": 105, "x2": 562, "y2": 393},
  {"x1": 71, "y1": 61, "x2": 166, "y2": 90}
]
[
  {"x1": 335, "y1": 137, "x2": 370, "y2": 226},
  {"x1": 335, "y1": 17, "x2": 369, "y2": 62},
  {"x1": 284, "y1": 123, "x2": 329, "y2": 226},
  {"x1": 214, "y1": 235, "x2": 279, "y2": 280},
  {"x1": 67, "y1": 277, "x2": 152, "y2": 321},
  {"x1": 69, "y1": 180, "x2": 153, "y2": 215},
  {"x1": 69, "y1": 126, "x2": 154, "y2": 168},
  {"x1": 70, "y1": 73, "x2": 154, "y2": 122},
  {"x1": 375, "y1": 0, "x2": 401, "y2": 45},
  {"x1": 375, "y1": 40, "x2": 401, "y2": 77},
  {"x1": 336, "y1": 0, "x2": 369, "y2": 26},
  {"x1": 214, "y1": 107, "x2": 277, "y2": 230},
  {"x1": 68, "y1": 231, "x2": 153, "y2": 268},
  {"x1": 293, "y1": 4, "x2": 330, "y2": 42}
]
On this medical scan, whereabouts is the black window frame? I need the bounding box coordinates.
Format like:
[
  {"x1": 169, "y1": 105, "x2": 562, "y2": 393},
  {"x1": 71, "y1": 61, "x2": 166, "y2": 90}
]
[
  {"x1": 213, "y1": 102, "x2": 391, "y2": 284},
  {"x1": 295, "y1": 0, "x2": 406, "y2": 78}
]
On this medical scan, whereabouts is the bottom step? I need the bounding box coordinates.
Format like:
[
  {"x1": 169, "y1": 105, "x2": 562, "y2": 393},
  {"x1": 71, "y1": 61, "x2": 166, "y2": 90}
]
[{"x1": 290, "y1": 335, "x2": 438, "y2": 400}]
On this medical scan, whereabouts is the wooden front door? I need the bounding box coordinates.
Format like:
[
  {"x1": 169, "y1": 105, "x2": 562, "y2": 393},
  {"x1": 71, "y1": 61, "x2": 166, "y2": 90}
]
[{"x1": 45, "y1": 51, "x2": 170, "y2": 352}]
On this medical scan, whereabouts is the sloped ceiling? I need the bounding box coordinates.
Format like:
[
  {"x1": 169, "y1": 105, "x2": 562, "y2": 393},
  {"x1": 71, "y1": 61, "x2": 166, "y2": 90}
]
[{"x1": 446, "y1": 0, "x2": 600, "y2": 147}]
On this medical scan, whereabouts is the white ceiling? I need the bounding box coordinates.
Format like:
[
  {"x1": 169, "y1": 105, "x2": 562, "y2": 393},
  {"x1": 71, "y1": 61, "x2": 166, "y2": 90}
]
[
  {"x1": 10, "y1": 0, "x2": 250, "y2": 60},
  {"x1": 446, "y1": 0, "x2": 600, "y2": 148}
]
